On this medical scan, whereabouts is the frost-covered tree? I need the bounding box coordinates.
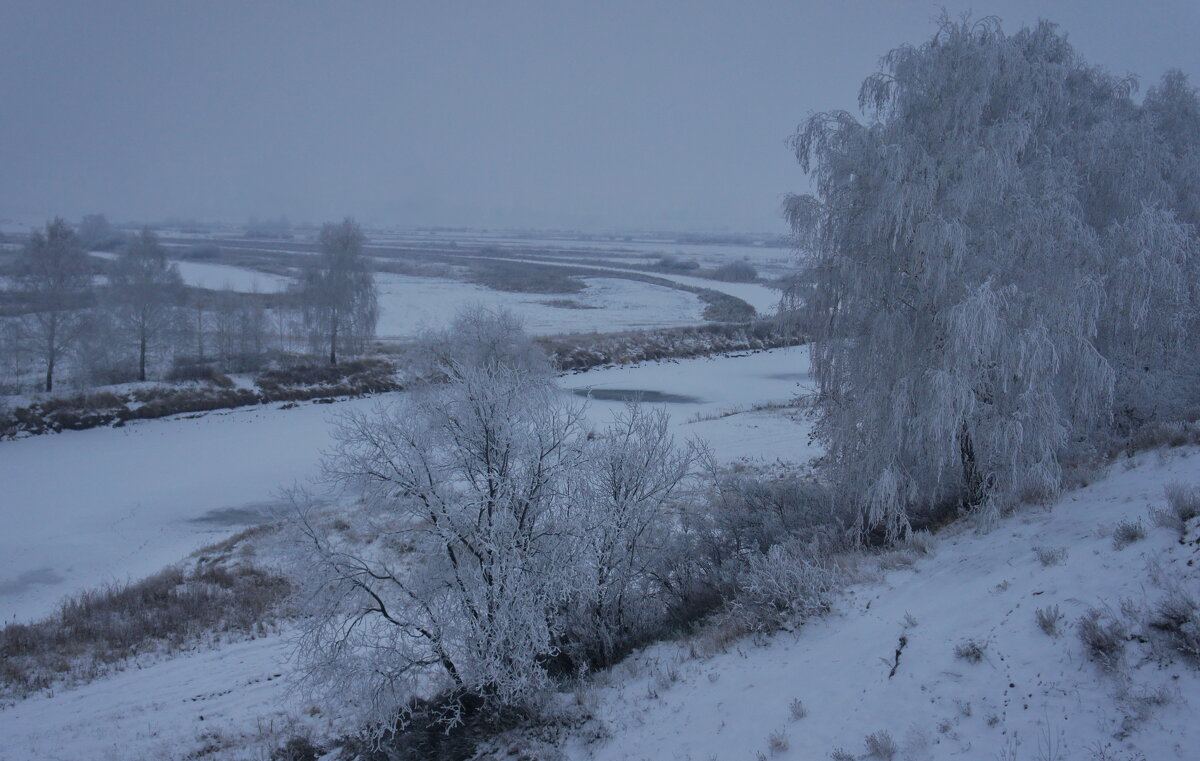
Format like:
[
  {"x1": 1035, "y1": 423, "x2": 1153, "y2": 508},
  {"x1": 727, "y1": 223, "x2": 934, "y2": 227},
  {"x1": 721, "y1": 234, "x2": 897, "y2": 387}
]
[
  {"x1": 290, "y1": 307, "x2": 695, "y2": 730},
  {"x1": 563, "y1": 403, "x2": 695, "y2": 667},
  {"x1": 294, "y1": 343, "x2": 589, "y2": 726},
  {"x1": 107, "y1": 228, "x2": 184, "y2": 381},
  {"x1": 14, "y1": 218, "x2": 92, "y2": 391},
  {"x1": 298, "y1": 218, "x2": 377, "y2": 365},
  {"x1": 787, "y1": 17, "x2": 1200, "y2": 537}
]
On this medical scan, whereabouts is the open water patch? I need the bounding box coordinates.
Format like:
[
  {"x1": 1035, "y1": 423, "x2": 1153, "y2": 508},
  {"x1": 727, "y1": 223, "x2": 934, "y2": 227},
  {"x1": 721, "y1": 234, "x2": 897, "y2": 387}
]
[{"x1": 570, "y1": 388, "x2": 703, "y2": 404}]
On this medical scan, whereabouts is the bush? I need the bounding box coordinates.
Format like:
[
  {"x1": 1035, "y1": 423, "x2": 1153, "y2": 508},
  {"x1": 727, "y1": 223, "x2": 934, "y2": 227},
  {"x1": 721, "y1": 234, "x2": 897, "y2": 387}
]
[
  {"x1": 1036, "y1": 605, "x2": 1064, "y2": 637},
  {"x1": 1112, "y1": 519, "x2": 1146, "y2": 549},
  {"x1": 166, "y1": 357, "x2": 235, "y2": 387},
  {"x1": 710, "y1": 260, "x2": 759, "y2": 282},
  {"x1": 1154, "y1": 482, "x2": 1200, "y2": 536},
  {"x1": 864, "y1": 730, "x2": 898, "y2": 760},
  {"x1": 1033, "y1": 545, "x2": 1068, "y2": 567},
  {"x1": 728, "y1": 540, "x2": 840, "y2": 632},
  {"x1": 954, "y1": 639, "x2": 986, "y2": 663},
  {"x1": 1077, "y1": 608, "x2": 1127, "y2": 671},
  {"x1": 1148, "y1": 588, "x2": 1200, "y2": 664},
  {"x1": 654, "y1": 254, "x2": 700, "y2": 272},
  {"x1": 184, "y1": 244, "x2": 221, "y2": 260}
]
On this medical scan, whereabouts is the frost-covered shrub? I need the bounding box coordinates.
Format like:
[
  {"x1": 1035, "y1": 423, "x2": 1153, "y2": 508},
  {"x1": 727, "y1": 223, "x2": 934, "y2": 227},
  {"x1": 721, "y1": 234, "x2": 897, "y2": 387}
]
[
  {"x1": 1034, "y1": 546, "x2": 1068, "y2": 567},
  {"x1": 1077, "y1": 609, "x2": 1128, "y2": 671},
  {"x1": 954, "y1": 639, "x2": 986, "y2": 663},
  {"x1": 1112, "y1": 519, "x2": 1146, "y2": 549},
  {"x1": 789, "y1": 698, "x2": 806, "y2": 720},
  {"x1": 1154, "y1": 482, "x2": 1200, "y2": 536},
  {"x1": 1036, "y1": 605, "x2": 1064, "y2": 637},
  {"x1": 864, "y1": 729, "x2": 898, "y2": 760},
  {"x1": 728, "y1": 539, "x2": 840, "y2": 632},
  {"x1": 710, "y1": 260, "x2": 758, "y2": 282},
  {"x1": 1148, "y1": 588, "x2": 1200, "y2": 665}
]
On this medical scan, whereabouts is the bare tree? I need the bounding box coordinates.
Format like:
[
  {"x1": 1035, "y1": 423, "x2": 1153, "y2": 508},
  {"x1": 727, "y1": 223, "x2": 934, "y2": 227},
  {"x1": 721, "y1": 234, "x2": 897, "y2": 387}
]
[
  {"x1": 14, "y1": 218, "x2": 91, "y2": 391},
  {"x1": 298, "y1": 218, "x2": 377, "y2": 365},
  {"x1": 108, "y1": 228, "x2": 184, "y2": 381}
]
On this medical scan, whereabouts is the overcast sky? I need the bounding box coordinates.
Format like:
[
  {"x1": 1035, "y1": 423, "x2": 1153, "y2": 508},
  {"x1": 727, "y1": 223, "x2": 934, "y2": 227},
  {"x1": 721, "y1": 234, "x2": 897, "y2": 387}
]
[{"x1": 2, "y1": 1, "x2": 1198, "y2": 233}]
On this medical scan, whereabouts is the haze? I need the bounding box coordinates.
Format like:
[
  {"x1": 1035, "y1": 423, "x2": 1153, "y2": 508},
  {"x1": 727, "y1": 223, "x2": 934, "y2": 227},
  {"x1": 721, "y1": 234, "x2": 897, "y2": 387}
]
[{"x1": 3, "y1": 0, "x2": 1198, "y2": 232}]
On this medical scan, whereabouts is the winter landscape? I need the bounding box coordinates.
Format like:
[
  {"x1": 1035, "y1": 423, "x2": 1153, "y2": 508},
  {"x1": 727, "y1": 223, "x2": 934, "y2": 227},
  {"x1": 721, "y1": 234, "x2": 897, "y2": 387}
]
[{"x1": 2, "y1": 3, "x2": 1200, "y2": 761}]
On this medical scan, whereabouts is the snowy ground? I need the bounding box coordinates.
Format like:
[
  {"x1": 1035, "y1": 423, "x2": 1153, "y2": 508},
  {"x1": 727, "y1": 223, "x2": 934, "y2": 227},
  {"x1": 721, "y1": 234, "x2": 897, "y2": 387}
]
[
  {"x1": 374, "y1": 274, "x2": 706, "y2": 338},
  {"x1": 0, "y1": 347, "x2": 812, "y2": 625},
  {"x1": 567, "y1": 448, "x2": 1200, "y2": 761},
  {"x1": 0, "y1": 633, "x2": 325, "y2": 761},
  {"x1": 4, "y1": 424, "x2": 1196, "y2": 760}
]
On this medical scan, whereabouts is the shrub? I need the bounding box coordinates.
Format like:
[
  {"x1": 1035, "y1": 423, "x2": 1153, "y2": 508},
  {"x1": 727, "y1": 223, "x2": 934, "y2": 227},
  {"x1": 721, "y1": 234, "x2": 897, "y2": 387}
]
[
  {"x1": 727, "y1": 540, "x2": 840, "y2": 632},
  {"x1": 768, "y1": 730, "x2": 790, "y2": 754},
  {"x1": 1153, "y1": 482, "x2": 1200, "y2": 536},
  {"x1": 183, "y1": 244, "x2": 221, "y2": 260},
  {"x1": 864, "y1": 729, "x2": 898, "y2": 760},
  {"x1": 166, "y1": 357, "x2": 235, "y2": 386},
  {"x1": 954, "y1": 639, "x2": 986, "y2": 663},
  {"x1": 1077, "y1": 608, "x2": 1127, "y2": 671},
  {"x1": 271, "y1": 736, "x2": 322, "y2": 761},
  {"x1": 1112, "y1": 519, "x2": 1146, "y2": 549},
  {"x1": 711, "y1": 260, "x2": 759, "y2": 282},
  {"x1": 1036, "y1": 605, "x2": 1064, "y2": 637},
  {"x1": 1033, "y1": 546, "x2": 1068, "y2": 567},
  {"x1": 789, "y1": 697, "x2": 807, "y2": 720},
  {"x1": 654, "y1": 254, "x2": 700, "y2": 272},
  {"x1": 1147, "y1": 588, "x2": 1200, "y2": 664}
]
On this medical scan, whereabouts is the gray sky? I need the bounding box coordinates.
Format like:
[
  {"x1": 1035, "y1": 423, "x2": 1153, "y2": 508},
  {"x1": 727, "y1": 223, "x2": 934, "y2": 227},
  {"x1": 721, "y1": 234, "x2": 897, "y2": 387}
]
[{"x1": 2, "y1": 1, "x2": 1198, "y2": 233}]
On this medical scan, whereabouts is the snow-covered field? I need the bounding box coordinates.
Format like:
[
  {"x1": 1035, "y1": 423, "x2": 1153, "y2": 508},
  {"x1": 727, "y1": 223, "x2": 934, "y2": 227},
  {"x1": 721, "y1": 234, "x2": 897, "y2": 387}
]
[
  {"x1": 374, "y1": 274, "x2": 706, "y2": 338},
  {"x1": 0, "y1": 347, "x2": 812, "y2": 625}
]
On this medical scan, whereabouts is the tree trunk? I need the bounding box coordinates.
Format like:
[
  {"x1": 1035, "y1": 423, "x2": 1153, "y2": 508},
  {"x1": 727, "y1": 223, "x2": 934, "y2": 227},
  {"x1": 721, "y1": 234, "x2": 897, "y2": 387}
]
[
  {"x1": 45, "y1": 320, "x2": 56, "y2": 392},
  {"x1": 329, "y1": 318, "x2": 338, "y2": 365},
  {"x1": 959, "y1": 421, "x2": 984, "y2": 509},
  {"x1": 139, "y1": 332, "x2": 147, "y2": 382}
]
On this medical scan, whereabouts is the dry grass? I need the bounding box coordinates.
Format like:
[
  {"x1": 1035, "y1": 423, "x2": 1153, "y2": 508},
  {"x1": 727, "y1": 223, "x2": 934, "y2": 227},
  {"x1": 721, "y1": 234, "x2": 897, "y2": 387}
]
[{"x1": 0, "y1": 562, "x2": 289, "y2": 699}]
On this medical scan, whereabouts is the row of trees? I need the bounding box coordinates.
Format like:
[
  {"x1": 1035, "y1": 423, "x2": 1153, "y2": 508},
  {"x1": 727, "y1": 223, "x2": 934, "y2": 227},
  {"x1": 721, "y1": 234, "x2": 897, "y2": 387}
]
[
  {"x1": 2, "y1": 218, "x2": 378, "y2": 392},
  {"x1": 788, "y1": 16, "x2": 1200, "y2": 537}
]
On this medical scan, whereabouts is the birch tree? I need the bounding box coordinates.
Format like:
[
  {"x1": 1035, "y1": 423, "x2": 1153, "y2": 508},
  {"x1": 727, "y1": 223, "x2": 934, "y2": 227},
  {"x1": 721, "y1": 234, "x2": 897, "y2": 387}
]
[
  {"x1": 787, "y1": 17, "x2": 1199, "y2": 537},
  {"x1": 15, "y1": 218, "x2": 91, "y2": 391},
  {"x1": 108, "y1": 227, "x2": 184, "y2": 381},
  {"x1": 299, "y1": 218, "x2": 378, "y2": 365}
]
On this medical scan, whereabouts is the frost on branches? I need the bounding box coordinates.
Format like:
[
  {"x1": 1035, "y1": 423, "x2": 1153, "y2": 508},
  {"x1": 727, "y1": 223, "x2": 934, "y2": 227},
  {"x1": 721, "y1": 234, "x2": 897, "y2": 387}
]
[
  {"x1": 287, "y1": 308, "x2": 696, "y2": 733},
  {"x1": 787, "y1": 16, "x2": 1200, "y2": 538}
]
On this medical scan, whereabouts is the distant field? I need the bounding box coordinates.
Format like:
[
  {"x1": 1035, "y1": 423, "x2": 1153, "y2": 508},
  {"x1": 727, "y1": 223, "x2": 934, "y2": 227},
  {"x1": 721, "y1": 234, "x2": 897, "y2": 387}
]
[{"x1": 374, "y1": 273, "x2": 705, "y2": 338}]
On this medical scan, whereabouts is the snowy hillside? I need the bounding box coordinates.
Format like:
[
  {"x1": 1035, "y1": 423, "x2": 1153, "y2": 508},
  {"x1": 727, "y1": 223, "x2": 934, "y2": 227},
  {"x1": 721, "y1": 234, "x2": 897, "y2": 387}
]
[
  {"x1": 2, "y1": 443, "x2": 1195, "y2": 760},
  {"x1": 560, "y1": 449, "x2": 1200, "y2": 761}
]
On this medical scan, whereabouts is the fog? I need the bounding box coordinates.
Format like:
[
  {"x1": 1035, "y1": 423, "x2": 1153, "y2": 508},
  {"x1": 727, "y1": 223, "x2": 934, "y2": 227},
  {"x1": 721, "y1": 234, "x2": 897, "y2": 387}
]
[{"x1": 2, "y1": 0, "x2": 1198, "y2": 231}]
